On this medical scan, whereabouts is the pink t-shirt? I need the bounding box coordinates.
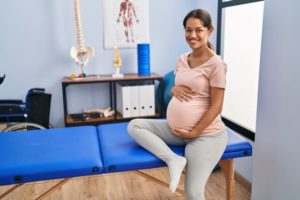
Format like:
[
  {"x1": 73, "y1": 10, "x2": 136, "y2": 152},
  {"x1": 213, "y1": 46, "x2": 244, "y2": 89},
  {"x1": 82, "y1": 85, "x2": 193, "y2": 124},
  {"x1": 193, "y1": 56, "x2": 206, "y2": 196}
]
[{"x1": 167, "y1": 52, "x2": 227, "y2": 134}]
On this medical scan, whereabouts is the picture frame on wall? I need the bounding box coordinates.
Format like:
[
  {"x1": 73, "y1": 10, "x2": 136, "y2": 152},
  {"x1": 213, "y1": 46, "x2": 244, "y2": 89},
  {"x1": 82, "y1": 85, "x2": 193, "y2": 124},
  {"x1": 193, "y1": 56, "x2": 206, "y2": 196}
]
[{"x1": 103, "y1": 0, "x2": 150, "y2": 49}]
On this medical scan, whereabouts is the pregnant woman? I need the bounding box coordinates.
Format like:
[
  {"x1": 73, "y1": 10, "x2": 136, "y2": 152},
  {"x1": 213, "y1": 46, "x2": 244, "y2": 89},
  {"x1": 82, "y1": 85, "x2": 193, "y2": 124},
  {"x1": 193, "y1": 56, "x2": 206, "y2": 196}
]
[{"x1": 128, "y1": 8, "x2": 228, "y2": 200}]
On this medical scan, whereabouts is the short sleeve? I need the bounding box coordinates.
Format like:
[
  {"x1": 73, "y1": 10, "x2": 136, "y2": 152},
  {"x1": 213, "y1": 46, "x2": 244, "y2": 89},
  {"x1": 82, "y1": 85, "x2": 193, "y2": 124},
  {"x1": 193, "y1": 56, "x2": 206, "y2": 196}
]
[
  {"x1": 174, "y1": 53, "x2": 189, "y2": 75},
  {"x1": 209, "y1": 62, "x2": 227, "y2": 88}
]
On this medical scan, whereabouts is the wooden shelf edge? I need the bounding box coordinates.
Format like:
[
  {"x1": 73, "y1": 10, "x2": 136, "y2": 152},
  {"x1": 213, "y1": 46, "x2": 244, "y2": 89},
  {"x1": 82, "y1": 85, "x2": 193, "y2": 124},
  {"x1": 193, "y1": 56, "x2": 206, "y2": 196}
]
[
  {"x1": 65, "y1": 113, "x2": 162, "y2": 126},
  {"x1": 116, "y1": 113, "x2": 161, "y2": 120},
  {"x1": 66, "y1": 114, "x2": 115, "y2": 125},
  {"x1": 62, "y1": 73, "x2": 163, "y2": 84}
]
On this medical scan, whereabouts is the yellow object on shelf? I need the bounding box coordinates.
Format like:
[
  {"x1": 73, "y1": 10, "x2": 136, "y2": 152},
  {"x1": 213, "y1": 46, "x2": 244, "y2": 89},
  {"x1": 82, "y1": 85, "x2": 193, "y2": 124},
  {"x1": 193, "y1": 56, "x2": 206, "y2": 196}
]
[
  {"x1": 113, "y1": 46, "x2": 122, "y2": 68},
  {"x1": 113, "y1": 46, "x2": 123, "y2": 78}
]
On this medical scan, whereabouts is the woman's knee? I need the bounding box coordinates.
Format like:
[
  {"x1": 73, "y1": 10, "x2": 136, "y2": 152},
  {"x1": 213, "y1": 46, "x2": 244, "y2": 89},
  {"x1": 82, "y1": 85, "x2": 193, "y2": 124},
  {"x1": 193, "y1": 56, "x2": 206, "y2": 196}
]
[{"x1": 127, "y1": 118, "x2": 144, "y2": 136}]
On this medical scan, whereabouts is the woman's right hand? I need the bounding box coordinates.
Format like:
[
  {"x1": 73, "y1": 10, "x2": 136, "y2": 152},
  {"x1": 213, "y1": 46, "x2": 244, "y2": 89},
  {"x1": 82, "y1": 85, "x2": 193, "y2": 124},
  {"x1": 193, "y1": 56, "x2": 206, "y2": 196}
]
[{"x1": 171, "y1": 86, "x2": 196, "y2": 102}]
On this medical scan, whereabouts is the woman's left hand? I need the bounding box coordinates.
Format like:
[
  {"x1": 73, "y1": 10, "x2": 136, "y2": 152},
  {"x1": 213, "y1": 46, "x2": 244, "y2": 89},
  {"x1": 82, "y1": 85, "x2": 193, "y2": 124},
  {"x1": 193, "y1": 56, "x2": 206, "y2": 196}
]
[{"x1": 171, "y1": 128, "x2": 199, "y2": 139}]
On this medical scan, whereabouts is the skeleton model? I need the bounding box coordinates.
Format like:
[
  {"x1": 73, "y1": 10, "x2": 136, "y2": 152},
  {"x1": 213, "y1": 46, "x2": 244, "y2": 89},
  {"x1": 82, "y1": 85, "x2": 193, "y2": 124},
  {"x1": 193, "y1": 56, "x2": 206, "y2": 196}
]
[
  {"x1": 70, "y1": 0, "x2": 94, "y2": 75},
  {"x1": 84, "y1": 107, "x2": 115, "y2": 118}
]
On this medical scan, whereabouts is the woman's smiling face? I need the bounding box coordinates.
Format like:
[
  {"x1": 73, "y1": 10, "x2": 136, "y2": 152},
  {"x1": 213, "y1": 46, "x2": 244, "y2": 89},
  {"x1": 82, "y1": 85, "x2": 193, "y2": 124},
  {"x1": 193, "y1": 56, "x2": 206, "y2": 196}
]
[{"x1": 184, "y1": 17, "x2": 213, "y2": 50}]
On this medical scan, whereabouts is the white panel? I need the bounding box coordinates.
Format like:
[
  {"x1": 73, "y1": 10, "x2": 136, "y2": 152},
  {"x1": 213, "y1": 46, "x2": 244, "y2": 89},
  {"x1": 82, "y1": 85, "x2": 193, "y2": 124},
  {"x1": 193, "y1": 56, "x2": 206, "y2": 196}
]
[
  {"x1": 146, "y1": 84, "x2": 155, "y2": 115},
  {"x1": 138, "y1": 85, "x2": 148, "y2": 116},
  {"x1": 221, "y1": 1, "x2": 264, "y2": 132},
  {"x1": 130, "y1": 85, "x2": 140, "y2": 117},
  {"x1": 116, "y1": 83, "x2": 131, "y2": 118}
]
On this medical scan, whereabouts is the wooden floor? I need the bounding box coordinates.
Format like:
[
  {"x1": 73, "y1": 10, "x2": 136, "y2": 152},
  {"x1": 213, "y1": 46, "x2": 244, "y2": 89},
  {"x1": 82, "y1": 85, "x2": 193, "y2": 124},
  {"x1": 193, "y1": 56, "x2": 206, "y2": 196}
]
[{"x1": 0, "y1": 168, "x2": 250, "y2": 200}]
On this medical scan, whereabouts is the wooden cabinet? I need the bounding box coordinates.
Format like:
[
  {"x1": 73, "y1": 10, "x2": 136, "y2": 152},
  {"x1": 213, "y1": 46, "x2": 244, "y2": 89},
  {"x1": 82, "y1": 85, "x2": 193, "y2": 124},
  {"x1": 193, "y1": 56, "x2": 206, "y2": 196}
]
[{"x1": 62, "y1": 73, "x2": 163, "y2": 126}]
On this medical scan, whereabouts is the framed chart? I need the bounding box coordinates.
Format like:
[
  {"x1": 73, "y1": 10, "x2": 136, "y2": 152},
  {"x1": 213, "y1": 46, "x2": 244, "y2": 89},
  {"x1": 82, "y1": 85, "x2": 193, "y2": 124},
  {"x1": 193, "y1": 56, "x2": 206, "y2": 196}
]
[{"x1": 103, "y1": 0, "x2": 150, "y2": 49}]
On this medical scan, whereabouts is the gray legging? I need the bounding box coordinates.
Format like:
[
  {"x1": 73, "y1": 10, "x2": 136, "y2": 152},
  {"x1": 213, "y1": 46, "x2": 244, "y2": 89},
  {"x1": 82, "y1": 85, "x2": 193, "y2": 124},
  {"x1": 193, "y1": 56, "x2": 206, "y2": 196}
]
[{"x1": 127, "y1": 118, "x2": 228, "y2": 200}]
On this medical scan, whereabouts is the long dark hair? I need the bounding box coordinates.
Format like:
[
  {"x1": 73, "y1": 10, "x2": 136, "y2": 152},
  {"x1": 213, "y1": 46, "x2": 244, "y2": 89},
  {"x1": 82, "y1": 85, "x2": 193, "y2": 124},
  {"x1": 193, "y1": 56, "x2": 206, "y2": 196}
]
[{"x1": 183, "y1": 9, "x2": 214, "y2": 50}]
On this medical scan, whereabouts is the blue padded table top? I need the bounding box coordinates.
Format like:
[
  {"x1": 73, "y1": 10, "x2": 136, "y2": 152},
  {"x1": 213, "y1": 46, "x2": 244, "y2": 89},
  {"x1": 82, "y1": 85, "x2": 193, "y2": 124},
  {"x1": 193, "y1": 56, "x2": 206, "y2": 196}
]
[
  {"x1": 97, "y1": 122, "x2": 252, "y2": 173},
  {"x1": 0, "y1": 126, "x2": 103, "y2": 186}
]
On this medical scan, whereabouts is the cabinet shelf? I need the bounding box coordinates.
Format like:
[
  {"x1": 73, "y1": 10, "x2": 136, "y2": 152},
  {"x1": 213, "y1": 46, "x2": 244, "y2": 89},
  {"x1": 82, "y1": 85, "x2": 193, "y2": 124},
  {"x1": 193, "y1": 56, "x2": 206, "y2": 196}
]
[
  {"x1": 62, "y1": 73, "x2": 163, "y2": 127},
  {"x1": 115, "y1": 112, "x2": 162, "y2": 121},
  {"x1": 62, "y1": 73, "x2": 163, "y2": 84},
  {"x1": 65, "y1": 112, "x2": 162, "y2": 126},
  {"x1": 66, "y1": 114, "x2": 115, "y2": 126}
]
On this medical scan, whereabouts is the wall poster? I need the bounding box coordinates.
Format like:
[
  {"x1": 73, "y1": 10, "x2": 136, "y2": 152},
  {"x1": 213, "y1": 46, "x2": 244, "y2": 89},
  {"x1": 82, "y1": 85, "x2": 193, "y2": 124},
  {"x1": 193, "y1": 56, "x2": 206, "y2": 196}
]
[{"x1": 103, "y1": 0, "x2": 150, "y2": 49}]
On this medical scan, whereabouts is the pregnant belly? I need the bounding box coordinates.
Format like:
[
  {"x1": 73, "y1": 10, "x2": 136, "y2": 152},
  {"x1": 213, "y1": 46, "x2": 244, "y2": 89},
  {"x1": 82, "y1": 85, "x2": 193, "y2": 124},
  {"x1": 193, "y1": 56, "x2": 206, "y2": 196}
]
[{"x1": 166, "y1": 97, "x2": 208, "y2": 131}]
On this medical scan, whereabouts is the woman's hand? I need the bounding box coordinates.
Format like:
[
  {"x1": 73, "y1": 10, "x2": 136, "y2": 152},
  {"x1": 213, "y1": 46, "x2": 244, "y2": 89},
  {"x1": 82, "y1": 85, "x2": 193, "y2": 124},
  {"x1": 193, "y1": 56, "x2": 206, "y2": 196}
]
[
  {"x1": 171, "y1": 128, "x2": 199, "y2": 139},
  {"x1": 171, "y1": 86, "x2": 196, "y2": 102}
]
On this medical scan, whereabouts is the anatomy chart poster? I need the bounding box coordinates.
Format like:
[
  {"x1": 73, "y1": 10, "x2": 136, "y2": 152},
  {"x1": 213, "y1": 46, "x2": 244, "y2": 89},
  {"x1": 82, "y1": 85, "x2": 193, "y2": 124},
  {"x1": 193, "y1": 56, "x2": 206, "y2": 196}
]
[{"x1": 103, "y1": 0, "x2": 150, "y2": 49}]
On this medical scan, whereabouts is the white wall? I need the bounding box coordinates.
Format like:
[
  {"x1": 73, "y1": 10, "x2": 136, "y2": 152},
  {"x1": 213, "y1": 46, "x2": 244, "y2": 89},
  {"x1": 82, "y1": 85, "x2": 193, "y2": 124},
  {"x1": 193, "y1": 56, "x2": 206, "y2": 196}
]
[
  {"x1": 0, "y1": 0, "x2": 199, "y2": 127},
  {"x1": 251, "y1": 0, "x2": 300, "y2": 199}
]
